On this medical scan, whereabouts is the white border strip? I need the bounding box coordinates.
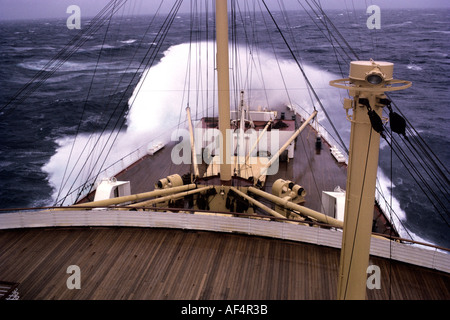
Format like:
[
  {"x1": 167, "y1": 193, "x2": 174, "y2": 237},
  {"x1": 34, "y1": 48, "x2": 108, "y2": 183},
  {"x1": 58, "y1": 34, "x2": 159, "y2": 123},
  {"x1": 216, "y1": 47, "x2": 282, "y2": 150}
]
[{"x1": 0, "y1": 210, "x2": 448, "y2": 273}]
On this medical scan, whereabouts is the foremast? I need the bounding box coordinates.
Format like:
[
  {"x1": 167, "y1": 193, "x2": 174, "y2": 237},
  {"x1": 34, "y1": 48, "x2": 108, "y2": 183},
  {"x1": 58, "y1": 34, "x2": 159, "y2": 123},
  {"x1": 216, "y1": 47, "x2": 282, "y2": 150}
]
[
  {"x1": 330, "y1": 60, "x2": 411, "y2": 299},
  {"x1": 216, "y1": 0, "x2": 232, "y2": 184},
  {"x1": 73, "y1": 4, "x2": 418, "y2": 302}
]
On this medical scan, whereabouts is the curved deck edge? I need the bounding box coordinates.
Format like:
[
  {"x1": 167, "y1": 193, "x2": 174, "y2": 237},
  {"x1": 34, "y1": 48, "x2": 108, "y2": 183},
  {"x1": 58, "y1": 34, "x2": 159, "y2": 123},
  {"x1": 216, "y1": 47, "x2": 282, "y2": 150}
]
[{"x1": 0, "y1": 210, "x2": 448, "y2": 273}]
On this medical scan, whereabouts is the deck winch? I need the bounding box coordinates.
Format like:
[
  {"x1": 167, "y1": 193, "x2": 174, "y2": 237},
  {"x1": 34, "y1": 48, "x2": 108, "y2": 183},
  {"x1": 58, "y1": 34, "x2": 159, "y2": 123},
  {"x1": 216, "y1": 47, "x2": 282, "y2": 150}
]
[
  {"x1": 271, "y1": 178, "x2": 306, "y2": 204},
  {"x1": 155, "y1": 174, "x2": 184, "y2": 189}
]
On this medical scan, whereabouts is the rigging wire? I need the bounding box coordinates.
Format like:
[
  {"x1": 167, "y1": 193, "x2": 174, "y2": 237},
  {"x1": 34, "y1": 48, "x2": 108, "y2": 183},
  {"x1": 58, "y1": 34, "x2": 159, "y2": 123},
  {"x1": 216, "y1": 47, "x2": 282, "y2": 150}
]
[
  {"x1": 300, "y1": 0, "x2": 450, "y2": 232},
  {"x1": 383, "y1": 130, "x2": 450, "y2": 226},
  {"x1": 303, "y1": 0, "x2": 448, "y2": 188},
  {"x1": 58, "y1": 0, "x2": 184, "y2": 204},
  {"x1": 77, "y1": 0, "x2": 185, "y2": 202},
  {"x1": 307, "y1": 0, "x2": 449, "y2": 192},
  {"x1": 55, "y1": 0, "x2": 120, "y2": 204},
  {"x1": 0, "y1": 0, "x2": 128, "y2": 118},
  {"x1": 11, "y1": 0, "x2": 445, "y2": 237},
  {"x1": 56, "y1": 0, "x2": 146, "y2": 203},
  {"x1": 389, "y1": 117, "x2": 393, "y2": 300},
  {"x1": 0, "y1": 0, "x2": 142, "y2": 204},
  {"x1": 387, "y1": 96, "x2": 450, "y2": 181},
  {"x1": 261, "y1": 0, "x2": 349, "y2": 156},
  {"x1": 342, "y1": 125, "x2": 374, "y2": 299},
  {"x1": 398, "y1": 131, "x2": 450, "y2": 199},
  {"x1": 277, "y1": 0, "x2": 318, "y2": 111},
  {"x1": 241, "y1": 1, "x2": 272, "y2": 109},
  {"x1": 308, "y1": 0, "x2": 360, "y2": 60},
  {"x1": 298, "y1": 1, "x2": 352, "y2": 65},
  {"x1": 373, "y1": 176, "x2": 413, "y2": 240},
  {"x1": 256, "y1": 0, "x2": 293, "y2": 108},
  {"x1": 61, "y1": 0, "x2": 145, "y2": 203}
]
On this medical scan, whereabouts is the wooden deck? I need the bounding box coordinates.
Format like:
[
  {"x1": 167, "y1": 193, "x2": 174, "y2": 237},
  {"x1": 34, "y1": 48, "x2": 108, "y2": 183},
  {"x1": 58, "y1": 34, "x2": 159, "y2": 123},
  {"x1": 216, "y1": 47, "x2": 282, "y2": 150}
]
[
  {"x1": 94, "y1": 112, "x2": 392, "y2": 235},
  {"x1": 2, "y1": 111, "x2": 433, "y2": 301},
  {"x1": 114, "y1": 113, "x2": 349, "y2": 213},
  {"x1": 0, "y1": 227, "x2": 448, "y2": 300}
]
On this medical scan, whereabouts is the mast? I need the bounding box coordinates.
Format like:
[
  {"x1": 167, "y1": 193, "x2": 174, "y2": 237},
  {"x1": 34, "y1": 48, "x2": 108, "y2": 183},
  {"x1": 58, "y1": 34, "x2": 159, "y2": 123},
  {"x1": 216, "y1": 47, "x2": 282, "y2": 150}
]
[
  {"x1": 186, "y1": 106, "x2": 200, "y2": 179},
  {"x1": 330, "y1": 60, "x2": 411, "y2": 300},
  {"x1": 216, "y1": 0, "x2": 232, "y2": 184}
]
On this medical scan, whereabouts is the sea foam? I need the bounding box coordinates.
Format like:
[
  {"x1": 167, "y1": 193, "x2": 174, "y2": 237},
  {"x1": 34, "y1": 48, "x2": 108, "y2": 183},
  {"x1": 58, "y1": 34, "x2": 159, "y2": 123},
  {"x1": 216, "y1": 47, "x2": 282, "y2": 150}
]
[
  {"x1": 43, "y1": 41, "x2": 407, "y2": 243},
  {"x1": 42, "y1": 42, "x2": 349, "y2": 204}
]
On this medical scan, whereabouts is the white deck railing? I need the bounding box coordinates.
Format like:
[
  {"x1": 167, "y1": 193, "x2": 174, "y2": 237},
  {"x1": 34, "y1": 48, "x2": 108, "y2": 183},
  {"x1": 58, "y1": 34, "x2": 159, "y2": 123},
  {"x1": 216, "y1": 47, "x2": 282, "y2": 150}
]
[
  {"x1": 0, "y1": 209, "x2": 448, "y2": 273},
  {"x1": 57, "y1": 139, "x2": 158, "y2": 206}
]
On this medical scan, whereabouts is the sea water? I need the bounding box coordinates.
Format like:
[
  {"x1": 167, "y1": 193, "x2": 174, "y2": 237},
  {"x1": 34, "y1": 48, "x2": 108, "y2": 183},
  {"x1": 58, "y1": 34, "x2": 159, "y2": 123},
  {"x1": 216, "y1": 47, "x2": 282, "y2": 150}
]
[{"x1": 0, "y1": 8, "x2": 448, "y2": 247}]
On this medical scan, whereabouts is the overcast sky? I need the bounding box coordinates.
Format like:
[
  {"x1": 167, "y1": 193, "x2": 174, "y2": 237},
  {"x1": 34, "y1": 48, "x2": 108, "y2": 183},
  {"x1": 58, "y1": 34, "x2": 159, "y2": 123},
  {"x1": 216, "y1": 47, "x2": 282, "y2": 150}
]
[{"x1": 0, "y1": 0, "x2": 449, "y2": 21}]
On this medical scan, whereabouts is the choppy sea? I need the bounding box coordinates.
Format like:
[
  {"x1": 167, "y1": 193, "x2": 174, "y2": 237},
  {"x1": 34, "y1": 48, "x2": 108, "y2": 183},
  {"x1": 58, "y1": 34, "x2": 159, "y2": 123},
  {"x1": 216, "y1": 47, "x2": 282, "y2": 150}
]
[{"x1": 0, "y1": 7, "x2": 449, "y2": 247}]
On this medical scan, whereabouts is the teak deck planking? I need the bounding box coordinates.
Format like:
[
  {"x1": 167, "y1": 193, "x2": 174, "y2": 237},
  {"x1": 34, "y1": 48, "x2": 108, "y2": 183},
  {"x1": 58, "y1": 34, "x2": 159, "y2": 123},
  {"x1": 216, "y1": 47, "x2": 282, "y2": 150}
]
[
  {"x1": 0, "y1": 227, "x2": 449, "y2": 300},
  {"x1": 116, "y1": 113, "x2": 348, "y2": 213},
  {"x1": 1, "y1": 113, "x2": 445, "y2": 300}
]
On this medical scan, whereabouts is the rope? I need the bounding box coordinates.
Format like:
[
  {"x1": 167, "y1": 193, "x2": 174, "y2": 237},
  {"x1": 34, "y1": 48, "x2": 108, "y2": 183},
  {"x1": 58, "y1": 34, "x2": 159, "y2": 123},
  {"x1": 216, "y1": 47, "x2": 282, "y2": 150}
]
[
  {"x1": 59, "y1": 0, "x2": 183, "y2": 204},
  {"x1": 262, "y1": 0, "x2": 349, "y2": 156},
  {"x1": 78, "y1": 0, "x2": 185, "y2": 202},
  {"x1": 55, "y1": 0, "x2": 120, "y2": 203},
  {"x1": 0, "y1": 0, "x2": 128, "y2": 117}
]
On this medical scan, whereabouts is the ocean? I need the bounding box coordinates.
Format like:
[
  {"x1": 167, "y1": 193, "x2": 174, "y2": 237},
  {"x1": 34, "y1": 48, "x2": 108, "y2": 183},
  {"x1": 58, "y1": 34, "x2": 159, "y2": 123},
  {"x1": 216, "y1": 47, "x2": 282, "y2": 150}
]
[{"x1": 0, "y1": 6, "x2": 449, "y2": 248}]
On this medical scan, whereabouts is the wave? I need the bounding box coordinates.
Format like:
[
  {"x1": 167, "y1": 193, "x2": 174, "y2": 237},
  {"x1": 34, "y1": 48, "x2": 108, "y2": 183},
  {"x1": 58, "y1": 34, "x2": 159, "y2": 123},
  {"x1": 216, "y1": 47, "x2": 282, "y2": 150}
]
[
  {"x1": 385, "y1": 21, "x2": 413, "y2": 28},
  {"x1": 430, "y1": 30, "x2": 450, "y2": 35},
  {"x1": 88, "y1": 44, "x2": 118, "y2": 51},
  {"x1": 11, "y1": 46, "x2": 35, "y2": 52},
  {"x1": 407, "y1": 63, "x2": 423, "y2": 71},
  {"x1": 44, "y1": 42, "x2": 347, "y2": 205},
  {"x1": 43, "y1": 42, "x2": 406, "y2": 243},
  {"x1": 18, "y1": 59, "x2": 136, "y2": 73},
  {"x1": 126, "y1": 42, "x2": 347, "y2": 137},
  {"x1": 120, "y1": 39, "x2": 137, "y2": 44},
  {"x1": 42, "y1": 130, "x2": 156, "y2": 204},
  {"x1": 18, "y1": 59, "x2": 98, "y2": 72},
  {"x1": 376, "y1": 169, "x2": 412, "y2": 239},
  {"x1": 83, "y1": 41, "x2": 137, "y2": 53},
  {"x1": 10, "y1": 45, "x2": 57, "y2": 53}
]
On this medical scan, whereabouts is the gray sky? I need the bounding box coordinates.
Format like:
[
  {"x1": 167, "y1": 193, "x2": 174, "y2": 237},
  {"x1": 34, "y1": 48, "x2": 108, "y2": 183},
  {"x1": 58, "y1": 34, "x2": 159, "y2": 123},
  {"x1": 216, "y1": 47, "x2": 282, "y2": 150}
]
[{"x1": 0, "y1": 0, "x2": 449, "y2": 21}]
